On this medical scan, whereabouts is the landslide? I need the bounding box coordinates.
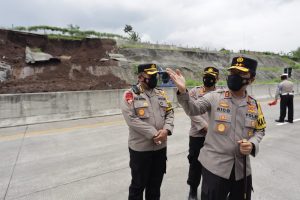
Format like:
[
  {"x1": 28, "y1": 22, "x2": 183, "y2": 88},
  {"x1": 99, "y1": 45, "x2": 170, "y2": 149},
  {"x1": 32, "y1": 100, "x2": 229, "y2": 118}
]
[
  {"x1": 0, "y1": 29, "x2": 128, "y2": 93},
  {"x1": 0, "y1": 29, "x2": 298, "y2": 94}
]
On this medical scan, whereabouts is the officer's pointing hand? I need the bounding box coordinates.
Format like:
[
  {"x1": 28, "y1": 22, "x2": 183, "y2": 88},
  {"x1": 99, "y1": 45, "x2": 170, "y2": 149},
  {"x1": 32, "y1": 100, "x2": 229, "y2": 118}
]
[
  {"x1": 166, "y1": 68, "x2": 186, "y2": 94},
  {"x1": 238, "y1": 139, "x2": 253, "y2": 155}
]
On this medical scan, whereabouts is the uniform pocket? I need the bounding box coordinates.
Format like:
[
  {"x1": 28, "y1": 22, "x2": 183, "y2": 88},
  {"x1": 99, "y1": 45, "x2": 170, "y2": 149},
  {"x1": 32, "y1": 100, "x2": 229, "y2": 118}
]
[
  {"x1": 214, "y1": 113, "x2": 231, "y2": 135},
  {"x1": 244, "y1": 118, "x2": 256, "y2": 138},
  {"x1": 158, "y1": 99, "x2": 168, "y2": 117},
  {"x1": 133, "y1": 101, "x2": 150, "y2": 119}
]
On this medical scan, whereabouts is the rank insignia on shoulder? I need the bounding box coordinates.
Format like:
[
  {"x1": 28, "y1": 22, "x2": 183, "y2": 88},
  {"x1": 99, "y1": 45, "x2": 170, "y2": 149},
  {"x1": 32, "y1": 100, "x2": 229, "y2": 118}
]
[{"x1": 125, "y1": 91, "x2": 134, "y2": 104}]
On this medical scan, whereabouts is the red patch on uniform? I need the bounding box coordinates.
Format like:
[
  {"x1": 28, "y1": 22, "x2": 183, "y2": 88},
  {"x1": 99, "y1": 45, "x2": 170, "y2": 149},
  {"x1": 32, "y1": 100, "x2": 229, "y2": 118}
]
[{"x1": 125, "y1": 91, "x2": 133, "y2": 102}]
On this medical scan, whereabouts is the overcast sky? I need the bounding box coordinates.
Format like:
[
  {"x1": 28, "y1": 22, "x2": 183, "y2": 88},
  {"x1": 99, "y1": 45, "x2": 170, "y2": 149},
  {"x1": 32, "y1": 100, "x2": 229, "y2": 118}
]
[{"x1": 1, "y1": 0, "x2": 299, "y2": 53}]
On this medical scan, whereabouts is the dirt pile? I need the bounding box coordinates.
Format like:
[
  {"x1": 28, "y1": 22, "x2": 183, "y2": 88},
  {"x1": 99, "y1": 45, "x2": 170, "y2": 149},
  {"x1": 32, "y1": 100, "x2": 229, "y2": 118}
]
[{"x1": 0, "y1": 29, "x2": 129, "y2": 94}]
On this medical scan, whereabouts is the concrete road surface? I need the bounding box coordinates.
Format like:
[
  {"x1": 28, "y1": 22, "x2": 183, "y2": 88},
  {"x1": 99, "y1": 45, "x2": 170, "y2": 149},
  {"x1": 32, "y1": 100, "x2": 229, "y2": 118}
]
[{"x1": 1, "y1": 97, "x2": 300, "y2": 200}]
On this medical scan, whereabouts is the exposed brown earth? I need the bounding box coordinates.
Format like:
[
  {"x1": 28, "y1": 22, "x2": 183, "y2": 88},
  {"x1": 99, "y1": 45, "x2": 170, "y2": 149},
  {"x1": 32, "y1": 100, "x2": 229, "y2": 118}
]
[{"x1": 0, "y1": 29, "x2": 129, "y2": 94}]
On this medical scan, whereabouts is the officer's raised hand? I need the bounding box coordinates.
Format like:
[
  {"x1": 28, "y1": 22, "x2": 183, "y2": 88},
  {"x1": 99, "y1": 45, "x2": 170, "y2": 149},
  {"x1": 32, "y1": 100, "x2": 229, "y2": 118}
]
[{"x1": 166, "y1": 68, "x2": 186, "y2": 93}]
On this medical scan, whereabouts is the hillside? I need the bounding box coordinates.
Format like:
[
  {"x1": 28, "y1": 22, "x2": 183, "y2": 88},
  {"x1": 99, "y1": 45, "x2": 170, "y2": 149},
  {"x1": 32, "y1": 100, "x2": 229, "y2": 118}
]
[{"x1": 0, "y1": 29, "x2": 299, "y2": 93}]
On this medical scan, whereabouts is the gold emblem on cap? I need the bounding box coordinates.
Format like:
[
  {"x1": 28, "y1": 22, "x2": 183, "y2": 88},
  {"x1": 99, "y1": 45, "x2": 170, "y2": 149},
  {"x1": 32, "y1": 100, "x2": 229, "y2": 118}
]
[
  {"x1": 138, "y1": 108, "x2": 145, "y2": 116},
  {"x1": 150, "y1": 64, "x2": 156, "y2": 69},
  {"x1": 237, "y1": 57, "x2": 244, "y2": 62},
  {"x1": 217, "y1": 123, "x2": 226, "y2": 133},
  {"x1": 208, "y1": 68, "x2": 213, "y2": 72}
]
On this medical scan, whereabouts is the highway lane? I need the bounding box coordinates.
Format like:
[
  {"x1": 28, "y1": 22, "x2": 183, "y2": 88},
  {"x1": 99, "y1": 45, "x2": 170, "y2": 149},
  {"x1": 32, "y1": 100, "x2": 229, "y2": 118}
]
[{"x1": 0, "y1": 97, "x2": 299, "y2": 200}]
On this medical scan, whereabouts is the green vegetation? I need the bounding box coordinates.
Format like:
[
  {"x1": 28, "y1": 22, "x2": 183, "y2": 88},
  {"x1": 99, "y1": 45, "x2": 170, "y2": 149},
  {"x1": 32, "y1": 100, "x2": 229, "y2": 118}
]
[
  {"x1": 291, "y1": 47, "x2": 300, "y2": 62},
  {"x1": 124, "y1": 24, "x2": 141, "y2": 42},
  {"x1": 219, "y1": 48, "x2": 231, "y2": 54},
  {"x1": 259, "y1": 67, "x2": 281, "y2": 72},
  {"x1": 13, "y1": 25, "x2": 127, "y2": 40},
  {"x1": 132, "y1": 64, "x2": 139, "y2": 75},
  {"x1": 186, "y1": 79, "x2": 201, "y2": 87},
  {"x1": 280, "y1": 56, "x2": 300, "y2": 69}
]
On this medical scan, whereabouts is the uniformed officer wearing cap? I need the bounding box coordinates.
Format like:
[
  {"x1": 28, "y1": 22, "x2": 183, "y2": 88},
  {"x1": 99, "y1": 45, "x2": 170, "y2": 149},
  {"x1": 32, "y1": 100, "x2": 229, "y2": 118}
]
[
  {"x1": 121, "y1": 63, "x2": 174, "y2": 200},
  {"x1": 274, "y1": 73, "x2": 294, "y2": 123},
  {"x1": 167, "y1": 56, "x2": 266, "y2": 200},
  {"x1": 187, "y1": 66, "x2": 219, "y2": 200}
]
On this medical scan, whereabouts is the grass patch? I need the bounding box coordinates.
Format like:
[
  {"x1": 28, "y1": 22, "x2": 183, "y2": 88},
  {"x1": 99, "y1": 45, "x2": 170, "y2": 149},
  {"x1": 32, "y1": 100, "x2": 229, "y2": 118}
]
[
  {"x1": 186, "y1": 79, "x2": 202, "y2": 87},
  {"x1": 47, "y1": 34, "x2": 84, "y2": 41},
  {"x1": 259, "y1": 66, "x2": 281, "y2": 72}
]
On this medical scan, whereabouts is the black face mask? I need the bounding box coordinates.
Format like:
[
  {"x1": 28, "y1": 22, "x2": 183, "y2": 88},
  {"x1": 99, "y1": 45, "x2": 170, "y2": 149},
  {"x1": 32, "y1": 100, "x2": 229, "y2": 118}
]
[
  {"x1": 203, "y1": 75, "x2": 216, "y2": 87},
  {"x1": 145, "y1": 75, "x2": 158, "y2": 89},
  {"x1": 226, "y1": 74, "x2": 249, "y2": 91}
]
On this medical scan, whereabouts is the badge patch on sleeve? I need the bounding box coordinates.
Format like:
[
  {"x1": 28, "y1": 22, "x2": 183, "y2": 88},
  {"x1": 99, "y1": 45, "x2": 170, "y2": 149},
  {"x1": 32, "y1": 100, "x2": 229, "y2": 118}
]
[
  {"x1": 256, "y1": 103, "x2": 266, "y2": 130},
  {"x1": 138, "y1": 108, "x2": 145, "y2": 116}
]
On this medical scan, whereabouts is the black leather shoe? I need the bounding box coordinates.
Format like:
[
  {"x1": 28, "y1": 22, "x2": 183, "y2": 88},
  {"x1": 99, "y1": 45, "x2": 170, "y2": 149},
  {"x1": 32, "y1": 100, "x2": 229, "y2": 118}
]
[
  {"x1": 285, "y1": 120, "x2": 293, "y2": 123},
  {"x1": 275, "y1": 119, "x2": 284, "y2": 123},
  {"x1": 188, "y1": 188, "x2": 198, "y2": 200}
]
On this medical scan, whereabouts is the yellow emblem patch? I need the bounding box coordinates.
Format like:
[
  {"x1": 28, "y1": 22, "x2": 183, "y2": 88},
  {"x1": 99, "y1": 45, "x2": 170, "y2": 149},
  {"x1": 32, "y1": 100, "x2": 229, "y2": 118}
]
[
  {"x1": 208, "y1": 68, "x2": 213, "y2": 72},
  {"x1": 255, "y1": 103, "x2": 266, "y2": 130},
  {"x1": 138, "y1": 108, "x2": 145, "y2": 116},
  {"x1": 143, "y1": 102, "x2": 148, "y2": 106},
  {"x1": 217, "y1": 123, "x2": 226, "y2": 133},
  {"x1": 237, "y1": 57, "x2": 244, "y2": 62},
  {"x1": 150, "y1": 64, "x2": 156, "y2": 70}
]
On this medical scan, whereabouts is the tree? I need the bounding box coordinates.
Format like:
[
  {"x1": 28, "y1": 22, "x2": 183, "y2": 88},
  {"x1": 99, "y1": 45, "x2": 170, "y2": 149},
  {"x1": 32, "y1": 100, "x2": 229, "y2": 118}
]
[
  {"x1": 123, "y1": 24, "x2": 140, "y2": 42},
  {"x1": 124, "y1": 24, "x2": 133, "y2": 33}
]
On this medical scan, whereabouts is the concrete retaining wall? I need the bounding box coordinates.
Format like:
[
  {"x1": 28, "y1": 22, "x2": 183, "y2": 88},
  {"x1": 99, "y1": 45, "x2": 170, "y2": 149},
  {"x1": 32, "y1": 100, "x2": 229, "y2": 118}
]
[{"x1": 0, "y1": 84, "x2": 299, "y2": 128}]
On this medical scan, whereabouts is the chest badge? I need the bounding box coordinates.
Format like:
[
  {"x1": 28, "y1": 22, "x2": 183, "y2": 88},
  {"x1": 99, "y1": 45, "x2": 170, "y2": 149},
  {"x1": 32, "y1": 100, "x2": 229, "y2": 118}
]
[{"x1": 217, "y1": 123, "x2": 226, "y2": 133}]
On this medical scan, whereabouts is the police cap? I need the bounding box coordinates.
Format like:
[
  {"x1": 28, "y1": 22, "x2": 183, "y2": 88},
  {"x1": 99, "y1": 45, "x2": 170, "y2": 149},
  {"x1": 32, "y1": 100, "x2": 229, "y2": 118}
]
[
  {"x1": 138, "y1": 64, "x2": 158, "y2": 75},
  {"x1": 204, "y1": 66, "x2": 219, "y2": 77},
  {"x1": 228, "y1": 56, "x2": 257, "y2": 76}
]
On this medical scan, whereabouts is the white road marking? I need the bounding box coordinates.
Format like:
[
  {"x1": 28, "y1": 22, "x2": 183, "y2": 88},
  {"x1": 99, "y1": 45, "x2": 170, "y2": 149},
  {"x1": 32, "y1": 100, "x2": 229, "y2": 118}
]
[{"x1": 276, "y1": 118, "x2": 300, "y2": 126}]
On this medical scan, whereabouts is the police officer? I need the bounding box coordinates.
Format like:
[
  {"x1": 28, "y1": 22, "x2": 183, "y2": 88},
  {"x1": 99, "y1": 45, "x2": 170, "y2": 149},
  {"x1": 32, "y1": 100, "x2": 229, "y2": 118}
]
[
  {"x1": 187, "y1": 67, "x2": 219, "y2": 200},
  {"x1": 121, "y1": 63, "x2": 174, "y2": 200},
  {"x1": 167, "y1": 56, "x2": 266, "y2": 200},
  {"x1": 274, "y1": 73, "x2": 294, "y2": 123}
]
